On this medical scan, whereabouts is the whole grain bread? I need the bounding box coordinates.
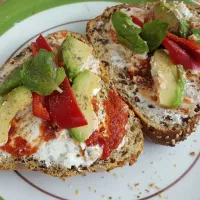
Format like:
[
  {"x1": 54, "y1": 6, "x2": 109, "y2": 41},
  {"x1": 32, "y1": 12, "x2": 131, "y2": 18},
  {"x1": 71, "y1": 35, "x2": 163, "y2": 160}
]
[
  {"x1": 0, "y1": 30, "x2": 144, "y2": 180},
  {"x1": 86, "y1": 2, "x2": 200, "y2": 146}
]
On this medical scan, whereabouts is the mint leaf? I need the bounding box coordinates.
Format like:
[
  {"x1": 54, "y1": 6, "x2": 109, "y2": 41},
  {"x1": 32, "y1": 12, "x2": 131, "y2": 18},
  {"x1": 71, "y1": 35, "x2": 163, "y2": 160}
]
[
  {"x1": 112, "y1": 11, "x2": 148, "y2": 54},
  {"x1": 141, "y1": 20, "x2": 168, "y2": 52},
  {"x1": 21, "y1": 49, "x2": 66, "y2": 95}
]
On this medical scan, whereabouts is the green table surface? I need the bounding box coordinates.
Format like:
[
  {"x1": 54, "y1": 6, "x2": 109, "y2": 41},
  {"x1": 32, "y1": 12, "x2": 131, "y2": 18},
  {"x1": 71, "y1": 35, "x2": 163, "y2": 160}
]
[{"x1": 0, "y1": 0, "x2": 195, "y2": 36}]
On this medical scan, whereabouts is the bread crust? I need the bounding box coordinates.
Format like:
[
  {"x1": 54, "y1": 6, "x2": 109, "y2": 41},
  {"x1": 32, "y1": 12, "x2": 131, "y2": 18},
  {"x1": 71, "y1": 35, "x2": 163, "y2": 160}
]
[
  {"x1": 86, "y1": 2, "x2": 200, "y2": 146},
  {"x1": 0, "y1": 30, "x2": 144, "y2": 179}
]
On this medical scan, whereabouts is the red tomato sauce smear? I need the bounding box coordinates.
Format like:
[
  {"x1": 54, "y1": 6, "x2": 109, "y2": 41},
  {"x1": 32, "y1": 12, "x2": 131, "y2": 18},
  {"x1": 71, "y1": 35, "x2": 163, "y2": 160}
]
[
  {"x1": 1, "y1": 120, "x2": 60, "y2": 157},
  {"x1": 40, "y1": 120, "x2": 60, "y2": 142},
  {"x1": 1, "y1": 120, "x2": 38, "y2": 157},
  {"x1": 86, "y1": 89, "x2": 129, "y2": 160},
  {"x1": 1, "y1": 89, "x2": 128, "y2": 160}
]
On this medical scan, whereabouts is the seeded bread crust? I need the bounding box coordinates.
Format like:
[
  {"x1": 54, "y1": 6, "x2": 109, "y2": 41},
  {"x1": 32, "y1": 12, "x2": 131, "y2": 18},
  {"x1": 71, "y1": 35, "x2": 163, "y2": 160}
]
[
  {"x1": 86, "y1": 3, "x2": 200, "y2": 146},
  {"x1": 0, "y1": 30, "x2": 144, "y2": 180}
]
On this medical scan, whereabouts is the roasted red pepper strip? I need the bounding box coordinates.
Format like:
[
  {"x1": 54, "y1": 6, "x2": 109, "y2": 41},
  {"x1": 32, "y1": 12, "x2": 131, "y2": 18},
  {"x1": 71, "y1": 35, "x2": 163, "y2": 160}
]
[
  {"x1": 131, "y1": 16, "x2": 144, "y2": 27},
  {"x1": 32, "y1": 35, "x2": 87, "y2": 129},
  {"x1": 32, "y1": 35, "x2": 61, "y2": 121},
  {"x1": 166, "y1": 32, "x2": 200, "y2": 60},
  {"x1": 36, "y1": 35, "x2": 53, "y2": 52},
  {"x1": 162, "y1": 38, "x2": 200, "y2": 70},
  {"x1": 48, "y1": 78, "x2": 88, "y2": 129},
  {"x1": 36, "y1": 35, "x2": 63, "y2": 67},
  {"x1": 32, "y1": 36, "x2": 52, "y2": 120},
  {"x1": 32, "y1": 93, "x2": 51, "y2": 121},
  {"x1": 31, "y1": 42, "x2": 39, "y2": 57},
  {"x1": 144, "y1": 15, "x2": 153, "y2": 24},
  {"x1": 86, "y1": 131, "x2": 110, "y2": 160}
]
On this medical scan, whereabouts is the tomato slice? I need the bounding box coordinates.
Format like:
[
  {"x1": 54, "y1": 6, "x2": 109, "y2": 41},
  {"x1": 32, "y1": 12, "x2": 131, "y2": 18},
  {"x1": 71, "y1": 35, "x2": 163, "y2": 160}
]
[
  {"x1": 162, "y1": 38, "x2": 200, "y2": 70},
  {"x1": 131, "y1": 16, "x2": 144, "y2": 27},
  {"x1": 48, "y1": 78, "x2": 88, "y2": 129},
  {"x1": 32, "y1": 93, "x2": 51, "y2": 121},
  {"x1": 166, "y1": 32, "x2": 200, "y2": 61}
]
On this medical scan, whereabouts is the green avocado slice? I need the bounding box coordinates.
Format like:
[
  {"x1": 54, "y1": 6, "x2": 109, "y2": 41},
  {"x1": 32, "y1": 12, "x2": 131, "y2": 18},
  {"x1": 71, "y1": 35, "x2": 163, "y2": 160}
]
[
  {"x1": 0, "y1": 86, "x2": 32, "y2": 145},
  {"x1": 62, "y1": 36, "x2": 93, "y2": 82},
  {"x1": 154, "y1": 2, "x2": 189, "y2": 38},
  {"x1": 151, "y1": 50, "x2": 185, "y2": 108},
  {"x1": 69, "y1": 70, "x2": 101, "y2": 142}
]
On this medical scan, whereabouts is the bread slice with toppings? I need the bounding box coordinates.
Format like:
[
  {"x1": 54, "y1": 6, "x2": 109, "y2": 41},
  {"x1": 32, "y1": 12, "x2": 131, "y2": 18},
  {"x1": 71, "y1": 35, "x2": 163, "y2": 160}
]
[
  {"x1": 0, "y1": 30, "x2": 143, "y2": 179},
  {"x1": 86, "y1": 2, "x2": 200, "y2": 146}
]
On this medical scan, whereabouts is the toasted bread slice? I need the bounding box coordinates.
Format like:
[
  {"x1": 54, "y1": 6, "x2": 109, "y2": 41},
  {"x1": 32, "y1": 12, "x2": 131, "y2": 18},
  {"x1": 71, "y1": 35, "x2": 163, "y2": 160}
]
[
  {"x1": 0, "y1": 30, "x2": 143, "y2": 180},
  {"x1": 86, "y1": 2, "x2": 200, "y2": 146}
]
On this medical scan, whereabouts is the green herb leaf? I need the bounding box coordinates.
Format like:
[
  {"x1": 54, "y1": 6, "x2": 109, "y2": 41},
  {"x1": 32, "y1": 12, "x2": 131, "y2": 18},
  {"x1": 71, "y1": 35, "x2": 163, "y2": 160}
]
[
  {"x1": 193, "y1": 29, "x2": 200, "y2": 36},
  {"x1": 21, "y1": 49, "x2": 66, "y2": 95},
  {"x1": 180, "y1": 19, "x2": 189, "y2": 38},
  {"x1": 118, "y1": 34, "x2": 148, "y2": 54},
  {"x1": 0, "y1": 196, "x2": 4, "y2": 200},
  {"x1": 192, "y1": 29, "x2": 200, "y2": 44},
  {"x1": 141, "y1": 20, "x2": 168, "y2": 52},
  {"x1": 112, "y1": 11, "x2": 148, "y2": 54},
  {"x1": 112, "y1": 11, "x2": 141, "y2": 36},
  {"x1": 0, "y1": 66, "x2": 23, "y2": 96}
]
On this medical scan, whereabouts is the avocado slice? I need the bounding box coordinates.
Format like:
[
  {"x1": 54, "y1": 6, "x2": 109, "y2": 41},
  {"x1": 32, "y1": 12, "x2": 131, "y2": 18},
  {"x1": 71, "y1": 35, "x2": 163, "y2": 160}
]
[
  {"x1": 0, "y1": 66, "x2": 23, "y2": 96},
  {"x1": 69, "y1": 70, "x2": 101, "y2": 142},
  {"x1": 151, "y1": 50, "x2": 185, "y2": 108},
  {"x1": 62, "y1": 36, "x2": 92, "y2": 82},
  {"x1": 0, "y1": 86, "x2": 32, "y2": 145},
  {"x1": 0, "y1": 96, "x2": 3, "y2": 108},
  {"x1": 154, "y1": 3, "x2": 189, "y2": 38}
]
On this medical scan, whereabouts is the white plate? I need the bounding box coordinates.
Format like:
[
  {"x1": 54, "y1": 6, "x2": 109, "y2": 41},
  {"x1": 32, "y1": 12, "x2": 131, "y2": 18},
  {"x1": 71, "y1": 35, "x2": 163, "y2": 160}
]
[{"x1": 0, "y1": 2, "x2": 199, "y2": 200}]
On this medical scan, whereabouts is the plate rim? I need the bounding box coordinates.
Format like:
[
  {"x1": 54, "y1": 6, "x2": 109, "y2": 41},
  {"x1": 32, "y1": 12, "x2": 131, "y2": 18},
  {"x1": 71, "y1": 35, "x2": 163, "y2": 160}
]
[
  {"x1": 5, "y1": 18, "x2": 200, "y2": 200},
  {"x1": 0, "y1": 0, "x2": 195, "y2": 36}
]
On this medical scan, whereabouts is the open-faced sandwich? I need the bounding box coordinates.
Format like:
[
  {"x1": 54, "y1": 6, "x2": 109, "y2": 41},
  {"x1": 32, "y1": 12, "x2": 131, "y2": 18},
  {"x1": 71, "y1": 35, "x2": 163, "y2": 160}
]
[
  {"x1": 0, "y1": 30, "x2": 143, "y2": 179},
  {"x1": 87, "y1": 1, "x2": 200, "y2": 146}
]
